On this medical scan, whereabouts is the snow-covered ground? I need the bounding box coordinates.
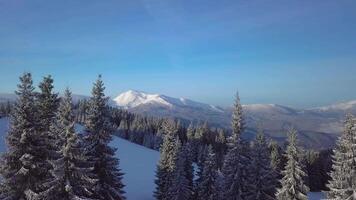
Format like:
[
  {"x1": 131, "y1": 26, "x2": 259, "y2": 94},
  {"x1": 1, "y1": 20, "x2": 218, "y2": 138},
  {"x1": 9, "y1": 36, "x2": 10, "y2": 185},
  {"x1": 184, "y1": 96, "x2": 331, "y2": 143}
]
[
  {"x1": 308, "y1": 192, "x2": 326, "y2": 200},
  {"x1": 110, "y1": 136, "x2": 159, "y2": 200},
  {"x1": 0, "y1": 118, "x2": 159, "y2": 199},
  {"x1": 0, "y1": 117, "x2": 326, "y2": 199}
]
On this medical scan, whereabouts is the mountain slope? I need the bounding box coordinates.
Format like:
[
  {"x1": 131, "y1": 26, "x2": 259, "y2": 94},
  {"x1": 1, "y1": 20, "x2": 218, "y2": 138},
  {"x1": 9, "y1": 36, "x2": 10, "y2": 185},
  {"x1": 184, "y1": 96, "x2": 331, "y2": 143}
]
[
  {"x1": 2, "y1": 92, "x2": 355, "y2": 149},
  {"x1": 112, "y1": 91, "x2": 356, "y2": 149},
  {"x1": 0, "y1": 118, "x2": 159, "y2": 200}
]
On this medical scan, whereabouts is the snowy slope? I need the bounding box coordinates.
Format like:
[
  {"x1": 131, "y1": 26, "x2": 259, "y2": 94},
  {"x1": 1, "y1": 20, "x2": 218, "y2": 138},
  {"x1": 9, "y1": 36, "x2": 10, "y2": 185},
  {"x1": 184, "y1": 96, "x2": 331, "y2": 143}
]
[
  {"x1": 0, "y1": 118, "x2": 159, "y2": 200},
  {"x1": 0, "y1": 118, "x2": 328, "y2": 200},
  {"x1": 110, "y1": 136, "x2": 159, "y2": 200},
  {"x1": 308, "y1": 192, "x2": 325, "y2": 200}
]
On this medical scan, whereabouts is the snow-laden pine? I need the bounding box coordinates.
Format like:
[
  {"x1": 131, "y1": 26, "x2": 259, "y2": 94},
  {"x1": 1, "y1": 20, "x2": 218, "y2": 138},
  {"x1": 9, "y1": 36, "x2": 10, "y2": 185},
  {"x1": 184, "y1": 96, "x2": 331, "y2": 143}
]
[
  {"x1": 26, "y1": 89, "x2": 97, "y2": 200},
  {"x1": 276, "y1": 129, "x2": 309, "y2": 200},
  {"x1": 196, "y1": 145, "x2": 219, "y2": 200},
  {"x1": 0, "y1": 73, "x2": 48, "y2": 199},
  {"x1": 84, "y1": 75, "x2": 125, "y2": 200},
  {"x1": 327, "y1": 114, "x2": 356, "y2": 199},
  {"x1": 154, "y1": 120, "x2": 180, "y2": 200},
  {"x1": 36, "y1": 75, "x2": 59, "y2": 134},
  {"x1": 221, "y1": 92, "x2": 250, "y2": 200},
  {"x1": 168, "y1": 143, "x2": 194, "y2": 200},
  {"x1": 246, "y1": 128, "x2": 277, "y2": 200}
]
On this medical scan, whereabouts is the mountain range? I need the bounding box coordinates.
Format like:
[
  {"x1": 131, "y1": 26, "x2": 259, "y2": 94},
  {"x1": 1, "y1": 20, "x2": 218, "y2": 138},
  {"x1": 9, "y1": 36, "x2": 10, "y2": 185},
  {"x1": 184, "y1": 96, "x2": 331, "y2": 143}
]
[
  {"x1": 2, "y1": 90, "x2": 356, "y2": 149},
  {"x1": 113, "y1": 90, "x2": 356, "y2": 149}
]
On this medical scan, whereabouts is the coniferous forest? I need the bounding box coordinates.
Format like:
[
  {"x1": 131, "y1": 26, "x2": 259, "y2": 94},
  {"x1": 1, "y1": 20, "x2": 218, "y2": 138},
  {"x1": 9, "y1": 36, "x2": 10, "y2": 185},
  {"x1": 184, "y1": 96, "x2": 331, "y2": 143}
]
[{"x1": 0, "y1": 73, "x2": 355, "y2": 200}]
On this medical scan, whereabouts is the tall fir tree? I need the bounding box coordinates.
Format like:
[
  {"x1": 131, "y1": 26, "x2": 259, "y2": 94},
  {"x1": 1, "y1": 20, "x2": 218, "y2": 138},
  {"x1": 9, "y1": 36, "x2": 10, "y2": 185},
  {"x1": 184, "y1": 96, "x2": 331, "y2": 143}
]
[
  {"x1": 246, "y1": 128, "x2": 277, "y2": 200},
  {"x1": 327, "y1": 114, "x2": 356, "y2": 199},
  {"x1": 168, "y1": 143, "x2": 193, "y2": 200},
  {"x1": 36, "y1": 75, "x2": 60, "y2": 188},
  {"x1": 37, "y1": 75, "x2": 59, "y2": 133},
  {"x1": 85, "y1": 75, "x2": 125, "y2": 200},
  {"x1": 197, "y1": 145, "x2": 219, "y2": 200},
  {"x1": 26, "y1": 89, "x2": 97, "y2": 200},
  {"x1": 221, "y1": 92, "x2": 250, "y2": 200},
  {"x1": 154, "y1": 120, "x2": 180, "y2": 200},
  {"x1": 0, "y1": 73, "x2": 47, "y2": 199},
  {"x1": 276, "y1": 129, "x2": 309, "y2": 200}
]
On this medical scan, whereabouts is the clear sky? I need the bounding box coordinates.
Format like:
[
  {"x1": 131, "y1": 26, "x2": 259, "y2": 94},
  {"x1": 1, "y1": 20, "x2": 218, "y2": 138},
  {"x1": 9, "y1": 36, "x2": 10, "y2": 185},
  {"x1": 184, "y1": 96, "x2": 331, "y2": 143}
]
[{"x1": 0, "y1": 0, "x2": 355, "y2": 108}]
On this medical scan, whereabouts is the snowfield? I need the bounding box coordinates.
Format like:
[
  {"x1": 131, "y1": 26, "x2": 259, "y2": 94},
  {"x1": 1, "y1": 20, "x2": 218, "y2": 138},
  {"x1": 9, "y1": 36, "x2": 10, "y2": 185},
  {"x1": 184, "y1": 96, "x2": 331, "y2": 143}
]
[
  {"x1": 110, "y1": 135, "x2": 159, "y2": 200},
  {"x1": 0, "y1": 117, "x2": 325, "y2": 199},
  {"x1": 308, "y1": 192, "x2": 326, "y2": 200}
]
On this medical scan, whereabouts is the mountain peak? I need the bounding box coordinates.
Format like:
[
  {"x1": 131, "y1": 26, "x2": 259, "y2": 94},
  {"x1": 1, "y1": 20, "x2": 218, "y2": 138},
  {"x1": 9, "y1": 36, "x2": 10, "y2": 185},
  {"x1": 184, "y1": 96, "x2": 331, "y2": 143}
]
[{"x1": 113, "y1": 90, "x2": 172, "y2": 108}]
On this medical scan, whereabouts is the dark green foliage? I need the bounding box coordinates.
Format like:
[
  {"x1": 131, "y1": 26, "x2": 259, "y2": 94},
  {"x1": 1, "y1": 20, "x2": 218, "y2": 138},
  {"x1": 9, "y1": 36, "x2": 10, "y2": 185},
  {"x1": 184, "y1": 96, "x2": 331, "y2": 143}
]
[
  {"x1": 196, "y1": 145, "x2": 219, "y2": 200},
  {"x1": 27, "y1": 89, "x2": 96, "y2": 200},
  {"x1": 0, "y1": 73, "x2": 47, "y2": 199},
  {"x1": 327, "y1": 114, "x2": 356, "y2": 199},
  {"x1": 246, "y1": 129, "x2": 277, "y2": 200},
  {"x1": 276, "y1": 129, "x2": 309, "y2": 200},
  {"x1": 84, "y1": 75, "x2": 125, "y2": 200},
  {"x1": 154, "y1": 120, "x2": 180, "y2": 200}
]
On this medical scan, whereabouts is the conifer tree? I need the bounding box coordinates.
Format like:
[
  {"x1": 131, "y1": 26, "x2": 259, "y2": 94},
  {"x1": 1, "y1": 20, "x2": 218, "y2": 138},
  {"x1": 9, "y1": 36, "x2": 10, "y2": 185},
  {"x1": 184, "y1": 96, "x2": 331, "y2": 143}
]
[
  {"x1": 0, "y1": 73, "x2": 46, "y2": 199},
  {"x1": 168, "y1": 143, "x2": 193, "y2": 200},
  {"x1": 85, "y1": 75, "x2": 125, "y2": 200},
  {"x1": 221, "y1": 92, "x2": 250, "y2": 200},
  {"x1": 269, "y1": 140, "x2": 283, "y2": 173},
  {"x1": 154, "y1": 120, "x2": 180, "y2": 200},
  {"x1": 327, "y1": 114, "x2": 356, "y2": 199},
  {"x1": 246, "y1": 128, "x2": 277, "y2": 200},
  {"x1": 26, "y1": 89, "x2": 97, "y2": 200},
  {"x1": 197, "y1": 145, "x2": 219, "y2": 200},
  {"x1": 37, "y1": 75, "x2": 60, "y2": 187},
  {"x1": 37, "y1": 75, "x2": 59, "y2": 133},
  {"x1": 276, "y1": 129, "x2": 309, "y2": 200}
]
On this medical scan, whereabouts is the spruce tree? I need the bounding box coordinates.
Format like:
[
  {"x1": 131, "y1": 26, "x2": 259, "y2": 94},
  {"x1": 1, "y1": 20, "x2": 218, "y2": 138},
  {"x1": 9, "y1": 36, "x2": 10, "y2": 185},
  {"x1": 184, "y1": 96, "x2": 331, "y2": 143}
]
[
  {"x1": 221, "y1": 92, "x2": 250, "y2": 200},
  {"x1": 154, "y1": 120, "x2": 180, "y2": 200},
  {"x1": 0, "y1": 73, "x2": 47, "y2": 199},
  {"x1": 327, "y1": 114, "x2": 356, "y2": 199},
  {"x1": 37, "y1": 75, "x2": 60, "y2": 188},
  {"x1": 84, "y1": 75, "x2": 125, "y2": 200},
  {"x1": 276, "y1": 129, "x2": 309, "y2": 200},
  {"x1": 168, "y1": 143, "x2": 193, "y2": 200},
  {"x1": 26, "y1": 89, "x2": 97, "y2": 200},
  {"x1": 197, "y1": 145, "x2": 219, "y2": 200},
  {"x1": 246, "y1": 128, "x2": 277, "y2": 200},
  {"x1": 37, "y1": 75, "x2": 59, "y2": 133}
]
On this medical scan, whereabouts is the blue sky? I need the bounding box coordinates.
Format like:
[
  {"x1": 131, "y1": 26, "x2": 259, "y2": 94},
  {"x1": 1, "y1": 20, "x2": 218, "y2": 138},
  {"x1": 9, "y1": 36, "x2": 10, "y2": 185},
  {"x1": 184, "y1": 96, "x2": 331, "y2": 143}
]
[{"x1": 0, "y1": 0, "x2": 355, "y2": 108}]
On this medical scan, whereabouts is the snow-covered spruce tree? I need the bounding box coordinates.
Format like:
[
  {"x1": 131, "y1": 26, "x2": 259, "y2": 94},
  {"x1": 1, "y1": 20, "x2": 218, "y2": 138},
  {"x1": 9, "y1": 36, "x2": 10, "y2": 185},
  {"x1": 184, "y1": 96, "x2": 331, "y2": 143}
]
[
  {"x1": 197, "y1": 145, "x2": 219, "y2": 200},
  {"x1": 246, "y1": 128, "x2": 277, "y2": 200},
  {"x1": 327, "y1": 114, "x2": 356, "y2": 199},
  {"x1": 36, "y1": 75, "x2": 60, "y2": 185},
  {"x1": 154, "y1": 119, "x2": 180, "y2": 200},
  {"x1": 276, "y1": 129, "x2": 309, "y2": 200},
  {"x1": 26, "y1": 89, "x2": 97, "y2": 200},
  {"x1": 168, "y1": 143, "x2": 194, "y2": 200},
  {"x1": 0, "y1": 73, "x2": 47, "y2": 199},
  {"x1": 221, "y1": 92, "x2": 250, "y2": 200},
  {"x1": 269, "y1": 140, "x2": 283, "y2": 173},
  {"x1": 37, "y1": 75, "x2": 59, "y2": 133},
  {"x1": 84, "y1": 75, "x2": 125, "y2": 200}
]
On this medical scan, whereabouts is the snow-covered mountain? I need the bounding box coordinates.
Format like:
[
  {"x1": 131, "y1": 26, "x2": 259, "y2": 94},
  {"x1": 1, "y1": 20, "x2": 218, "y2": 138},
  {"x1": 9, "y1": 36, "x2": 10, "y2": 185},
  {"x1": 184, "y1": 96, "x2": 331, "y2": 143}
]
[
  {"x1": 112, "y1": 91, "x2": 356, "y2": 149},
  {"x1": 114, "y1": 90, "x2": 224, "y2": 112},
  {"x1": 2, "y1": 91, "x2": 356, "y2": 149}
]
